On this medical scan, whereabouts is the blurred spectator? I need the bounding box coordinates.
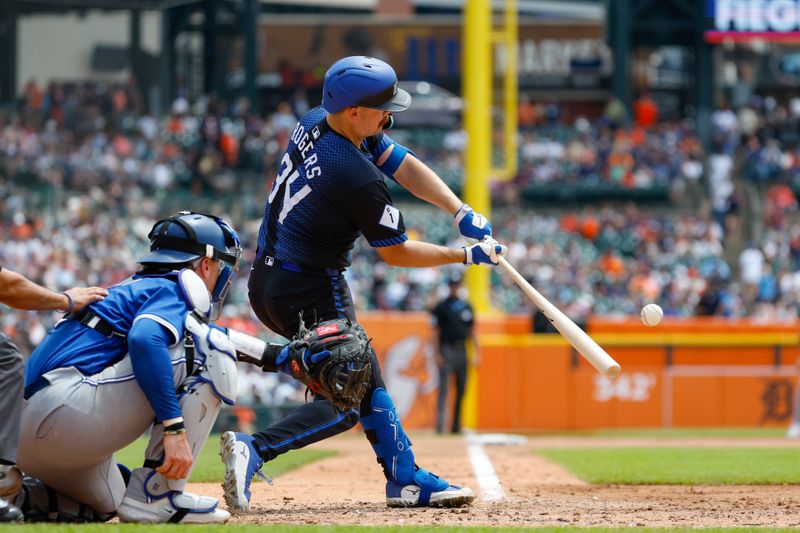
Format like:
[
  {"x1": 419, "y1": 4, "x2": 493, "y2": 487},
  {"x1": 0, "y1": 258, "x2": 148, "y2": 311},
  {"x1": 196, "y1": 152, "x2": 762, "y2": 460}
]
[
  {"x1": 679, "y1": 153, "x2": 704, "y2": 208},
  {"x1": 603, "y1": 97, "x2": 627, "y2": 129},
  {"x1": 739, "y1": 243, "x2": 765, "y2": 313},
  {"x1": 633, "y1": 91, "x2": 658, "y2": 129}
]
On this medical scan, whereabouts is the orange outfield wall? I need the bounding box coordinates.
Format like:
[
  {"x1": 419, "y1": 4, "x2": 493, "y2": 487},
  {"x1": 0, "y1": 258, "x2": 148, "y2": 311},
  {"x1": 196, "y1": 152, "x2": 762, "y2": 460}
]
[{"x1": 358, "y1": 312, "x2": 800, "y2": 430}]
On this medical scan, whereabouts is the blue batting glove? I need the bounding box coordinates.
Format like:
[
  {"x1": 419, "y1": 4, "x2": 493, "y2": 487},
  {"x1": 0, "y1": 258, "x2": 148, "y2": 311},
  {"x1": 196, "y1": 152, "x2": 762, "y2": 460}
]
[
  {"x1": 464, "y1": 237, "x2": 507, "y2": 265},
  {"x1": 454, "y1": 203, "x2": 492, "y2": 243}
]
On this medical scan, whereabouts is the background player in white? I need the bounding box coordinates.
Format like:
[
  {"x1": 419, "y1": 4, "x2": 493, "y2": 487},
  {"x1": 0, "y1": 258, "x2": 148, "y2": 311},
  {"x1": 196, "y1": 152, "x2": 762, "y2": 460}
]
[
  {"x1": 0, "y1": 268, "x2": 107, "y2": 523},
  {"x1": 11, "y1": 211, "x2": 242, "y2": 523},
  {"x1": 223, "y1": 56, "x2": 506, "y2": 512}
]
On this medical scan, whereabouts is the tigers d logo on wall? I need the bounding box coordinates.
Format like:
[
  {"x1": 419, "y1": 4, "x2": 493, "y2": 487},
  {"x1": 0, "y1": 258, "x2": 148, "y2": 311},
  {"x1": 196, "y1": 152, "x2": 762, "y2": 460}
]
[{"x1": 761, "y1": 379, "x2": 793, "y2": 422}]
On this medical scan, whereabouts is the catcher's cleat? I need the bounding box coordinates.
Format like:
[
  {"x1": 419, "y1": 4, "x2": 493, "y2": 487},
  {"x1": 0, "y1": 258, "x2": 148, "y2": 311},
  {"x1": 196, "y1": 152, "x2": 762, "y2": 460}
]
[
  {"x1": 0, "y1": 496, "x2": 23, "y2": 523},
  {"x1": 220, "y1": 431, "x2": 268, "y2": 513},
  {"x1": 118, "y1": 491, "x2": 230, "y2": 524},
  {"x1": 0, "y1": 465, "x2": 22, "y2": 498},
  {"x1": 386, "y1": 467, "x2": 475, "y2": 508}
]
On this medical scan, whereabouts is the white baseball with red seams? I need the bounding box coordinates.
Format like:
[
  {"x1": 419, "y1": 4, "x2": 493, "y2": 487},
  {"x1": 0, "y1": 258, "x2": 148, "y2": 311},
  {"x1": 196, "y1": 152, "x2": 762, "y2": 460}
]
[{"x1": 640, "y1": 304, "x2": 664, "y2": 326}]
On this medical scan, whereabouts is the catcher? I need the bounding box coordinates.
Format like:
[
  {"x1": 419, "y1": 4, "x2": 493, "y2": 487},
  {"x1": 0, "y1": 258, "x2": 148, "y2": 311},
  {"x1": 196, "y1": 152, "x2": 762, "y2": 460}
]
[{"x1": 12, "y1": 212, "x2": 243, "y2": 523}]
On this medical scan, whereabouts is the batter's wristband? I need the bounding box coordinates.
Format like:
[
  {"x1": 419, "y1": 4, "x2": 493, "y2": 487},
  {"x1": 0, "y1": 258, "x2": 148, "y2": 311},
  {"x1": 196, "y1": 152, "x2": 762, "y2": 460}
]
[{"x1": 61, "y1": 292, "x2": 74, "y2": 314}]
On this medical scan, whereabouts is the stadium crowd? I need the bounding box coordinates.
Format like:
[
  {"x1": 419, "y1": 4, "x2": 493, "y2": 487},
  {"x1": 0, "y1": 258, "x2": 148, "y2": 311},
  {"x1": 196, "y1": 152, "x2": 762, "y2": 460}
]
[{"x1": 1, "y1": 79, "x2": 800, "y2": 367}]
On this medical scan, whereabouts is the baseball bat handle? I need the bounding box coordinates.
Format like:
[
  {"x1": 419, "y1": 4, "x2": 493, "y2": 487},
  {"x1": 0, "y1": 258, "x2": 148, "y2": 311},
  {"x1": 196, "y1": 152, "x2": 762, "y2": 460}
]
[{"x1": 497, "y1": 257, "x2": 621, "y2": 379}]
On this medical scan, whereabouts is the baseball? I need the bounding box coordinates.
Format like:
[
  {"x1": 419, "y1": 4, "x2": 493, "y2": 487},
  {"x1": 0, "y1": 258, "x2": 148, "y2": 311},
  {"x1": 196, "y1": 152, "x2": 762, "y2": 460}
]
[{"x1": 640, "y1": 303, "x2": 663, "y2": 326}]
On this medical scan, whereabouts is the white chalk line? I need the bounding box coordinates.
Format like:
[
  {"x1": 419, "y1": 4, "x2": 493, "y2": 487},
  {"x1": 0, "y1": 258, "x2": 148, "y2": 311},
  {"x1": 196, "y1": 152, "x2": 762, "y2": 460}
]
[{"x1": 465, "y1": 433, "x2": 506, "y2": 502}]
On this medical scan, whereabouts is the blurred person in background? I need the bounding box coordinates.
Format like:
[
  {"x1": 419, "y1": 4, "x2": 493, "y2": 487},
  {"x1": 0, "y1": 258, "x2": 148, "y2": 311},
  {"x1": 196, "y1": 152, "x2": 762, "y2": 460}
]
[
  {"x1": 0, "y1": 267, "x2": 107, "y2": 522},
  {"x1": 430, "y1": 274, "x2": 478, "y2": 434},
  {"x1": 633, "y1": 90, "x2": 658, "y2": 129},
  {"x1": 739, "y1": 242, "x2": 765, "y2": 313}
]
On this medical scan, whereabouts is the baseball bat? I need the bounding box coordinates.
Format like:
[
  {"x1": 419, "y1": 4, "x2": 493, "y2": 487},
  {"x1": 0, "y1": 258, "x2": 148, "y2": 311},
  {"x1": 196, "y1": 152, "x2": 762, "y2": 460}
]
[{"x1": 497, "y1": 257, "x2": 621, "y2": 379}]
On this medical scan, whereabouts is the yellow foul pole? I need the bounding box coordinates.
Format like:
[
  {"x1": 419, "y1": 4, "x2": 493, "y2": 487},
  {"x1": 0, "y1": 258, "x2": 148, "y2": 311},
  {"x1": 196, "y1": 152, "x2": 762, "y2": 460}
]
[
  {"x1": 461, "y1": 0, "x2": 519, "y2": 431},
  {"x1": 462, "y1": 0, "x2": 492, "y2": 430},
  {"x1": 462, "y1": 0, "x2": 492, "y2": 314}
]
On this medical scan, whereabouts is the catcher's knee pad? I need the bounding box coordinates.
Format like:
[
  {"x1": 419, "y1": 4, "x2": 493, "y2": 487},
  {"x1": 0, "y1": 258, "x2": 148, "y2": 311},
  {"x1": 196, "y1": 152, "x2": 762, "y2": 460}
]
[
  {"x1": 359, "y1": 388, "x2": 416, "y2": 484},
  {"x1": 184, "y1": 312, "x2": 238, "y2": 404}
]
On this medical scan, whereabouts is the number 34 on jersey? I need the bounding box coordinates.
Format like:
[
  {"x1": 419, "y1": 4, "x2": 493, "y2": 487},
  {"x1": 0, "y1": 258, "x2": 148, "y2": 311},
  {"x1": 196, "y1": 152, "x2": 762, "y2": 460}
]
[{"x1": 269, "y1": 122, "x2": 323, "y2": 223}]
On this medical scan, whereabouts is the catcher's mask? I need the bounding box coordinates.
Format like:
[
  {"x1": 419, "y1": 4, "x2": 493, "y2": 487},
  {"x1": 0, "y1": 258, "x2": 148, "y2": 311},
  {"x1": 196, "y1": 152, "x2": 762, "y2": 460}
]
[{"x1": 139, "y1": 211, "x2": 242, "y2": 317}]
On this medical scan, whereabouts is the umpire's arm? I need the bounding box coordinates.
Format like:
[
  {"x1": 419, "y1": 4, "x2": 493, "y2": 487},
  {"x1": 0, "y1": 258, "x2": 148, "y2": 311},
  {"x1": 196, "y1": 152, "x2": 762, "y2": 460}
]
[{"x1": 0, "y1": 267, "x2": 107, "y2": 312}]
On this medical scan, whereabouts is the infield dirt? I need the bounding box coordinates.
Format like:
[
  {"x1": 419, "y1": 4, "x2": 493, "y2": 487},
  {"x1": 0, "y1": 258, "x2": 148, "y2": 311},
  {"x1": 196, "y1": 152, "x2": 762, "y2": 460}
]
[{"x1": 189, "y1": 432, "x2": 800, "y2": 528}]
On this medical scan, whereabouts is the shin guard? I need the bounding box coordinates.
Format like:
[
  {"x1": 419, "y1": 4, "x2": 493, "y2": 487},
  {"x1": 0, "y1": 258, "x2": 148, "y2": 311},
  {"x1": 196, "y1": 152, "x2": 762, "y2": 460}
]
[
  {"x1": 359, "y1": 388, "x2": 415, "y2": 484},
  {"x1": 359, "y1": 388, "x2": 455, "y2": 506},
  {"x1": 126, "y1": 380, "x2": 221, "y2": 502}
]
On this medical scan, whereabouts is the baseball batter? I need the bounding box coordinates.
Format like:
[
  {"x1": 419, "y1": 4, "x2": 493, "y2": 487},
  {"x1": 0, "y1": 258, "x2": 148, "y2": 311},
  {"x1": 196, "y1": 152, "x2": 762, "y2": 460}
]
[
  {"x1": 13, "y1": 212, "x2": 242, "y2": 523},
  {"x1": 221, "y1": 55, "x2": 507, "y2": 512}
]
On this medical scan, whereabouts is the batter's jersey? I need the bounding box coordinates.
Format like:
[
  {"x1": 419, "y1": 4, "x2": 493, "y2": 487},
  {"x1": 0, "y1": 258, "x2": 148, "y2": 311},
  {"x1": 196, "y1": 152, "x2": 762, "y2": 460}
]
[
  {"x1": 26, "y1": 273, "x2": 189, "y2": 385},
  {"x1": 256, "y1": 106, "x2": 408, "y2": 271}
]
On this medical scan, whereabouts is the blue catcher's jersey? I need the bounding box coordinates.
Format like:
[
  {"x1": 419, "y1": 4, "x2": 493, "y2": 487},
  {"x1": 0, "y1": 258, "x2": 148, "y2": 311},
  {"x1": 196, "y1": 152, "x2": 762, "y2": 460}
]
[
  {"x1": 26, "y1": 273, "x2": 189, "y2": 385},
  {"x1": 256, "y1": 106, "x2": 408, "y2": 271}
]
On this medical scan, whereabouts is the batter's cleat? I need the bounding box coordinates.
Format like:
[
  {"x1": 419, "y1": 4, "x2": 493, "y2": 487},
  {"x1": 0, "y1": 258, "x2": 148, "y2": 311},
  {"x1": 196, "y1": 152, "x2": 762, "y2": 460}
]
[
  {"x1": 0, "y1": 496, "x2": 23, "y2": 523},
  {"x1": 220, "y1": 431, "x2": 268, "y2": 513},
  {"x1": 118, "y1": 491, "x2": 230, "y2": 524},
  {"x1": 0, "y1": 465, "x2": 22, "y2": 498},
  {"x1": 386, "y1": 467, "x2": 475, "y2": 508}
]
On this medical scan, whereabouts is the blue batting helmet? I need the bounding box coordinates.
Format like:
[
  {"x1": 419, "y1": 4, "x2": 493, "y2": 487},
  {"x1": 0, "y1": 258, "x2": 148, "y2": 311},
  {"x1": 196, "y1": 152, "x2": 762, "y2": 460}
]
[
  {"x1": 322, "y1": 56, "x2": 412, "y2": 114},
  {"x1": 139, "y1": 211, "x2": 242, "y2": 304}
]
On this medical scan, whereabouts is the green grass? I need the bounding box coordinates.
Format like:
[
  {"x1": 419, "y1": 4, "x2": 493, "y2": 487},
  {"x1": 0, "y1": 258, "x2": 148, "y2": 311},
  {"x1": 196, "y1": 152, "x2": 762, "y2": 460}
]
[
  {"x1": 519, "y1": 427, "x2": 786, "y2": 439},
  {"x1": 538, "y1": 447, "x2": 800, "y2": 484},
  {"x1": 573, "y1": 427, "x2": 787, "y2": 439},
  {"x1": 114, "y1": 434, "x2": 334, "y2": 483}
]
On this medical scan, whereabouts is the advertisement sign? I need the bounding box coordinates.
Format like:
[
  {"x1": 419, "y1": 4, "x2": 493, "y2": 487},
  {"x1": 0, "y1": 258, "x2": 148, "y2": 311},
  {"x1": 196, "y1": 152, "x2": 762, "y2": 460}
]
[
  {"x1": 706, "y1": 0, "x2": 800, "y2": 42},
  {"x1": 253, "y1": 18, "x2": 610, "y2": 90}
]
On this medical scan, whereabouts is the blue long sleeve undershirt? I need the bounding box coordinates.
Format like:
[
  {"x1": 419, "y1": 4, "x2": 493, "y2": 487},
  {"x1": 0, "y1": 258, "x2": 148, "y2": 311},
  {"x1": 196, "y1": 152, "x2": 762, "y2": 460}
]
[{"x1": 128, "y1": 317, "x2": 182, "y2": 422}]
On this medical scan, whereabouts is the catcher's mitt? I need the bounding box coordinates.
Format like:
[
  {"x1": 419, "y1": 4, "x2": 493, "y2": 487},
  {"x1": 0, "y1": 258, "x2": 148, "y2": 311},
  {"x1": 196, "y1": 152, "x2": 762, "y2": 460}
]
[{"x1": 282, "y1": 317, "x2": 372, "y2": 410}]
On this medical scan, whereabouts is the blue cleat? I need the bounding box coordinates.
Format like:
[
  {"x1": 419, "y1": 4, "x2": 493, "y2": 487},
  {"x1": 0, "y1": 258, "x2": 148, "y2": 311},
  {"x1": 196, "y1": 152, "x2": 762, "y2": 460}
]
[
  {"x1": 220, "y1": 431, "x2": 268, "y2": 513},
  {"x1": 385, "y1": 466, "x2": 475, "y2": 508}
]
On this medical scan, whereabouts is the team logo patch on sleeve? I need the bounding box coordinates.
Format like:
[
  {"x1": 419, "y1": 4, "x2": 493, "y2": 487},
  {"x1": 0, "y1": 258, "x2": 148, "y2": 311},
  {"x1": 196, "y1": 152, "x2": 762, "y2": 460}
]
[{"x1": 379, "y1": 205, "x2": 401, "y2": 230}]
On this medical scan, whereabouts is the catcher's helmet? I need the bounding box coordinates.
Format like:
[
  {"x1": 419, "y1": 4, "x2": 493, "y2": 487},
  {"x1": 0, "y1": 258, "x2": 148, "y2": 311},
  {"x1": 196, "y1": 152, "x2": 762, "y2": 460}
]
[
  {"x1": 139, "y1": 211, "x2": 242, "y2": 304},
  {"x1": 322, "y1": 56, "x2": 412, "y2": 114}
]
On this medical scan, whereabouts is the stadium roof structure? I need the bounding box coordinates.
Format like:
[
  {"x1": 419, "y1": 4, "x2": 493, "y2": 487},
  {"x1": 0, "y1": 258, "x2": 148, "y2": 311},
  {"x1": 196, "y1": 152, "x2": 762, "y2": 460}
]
[{"x1": 5, "y1": 0, "x2": 201, "y2": 12}]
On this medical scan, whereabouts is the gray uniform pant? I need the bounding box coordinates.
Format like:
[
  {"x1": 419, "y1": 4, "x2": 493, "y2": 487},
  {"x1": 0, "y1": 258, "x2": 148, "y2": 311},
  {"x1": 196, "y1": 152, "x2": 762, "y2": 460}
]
[
  {"x1": 16, "y1": 343, "x2": 220, "y2": 515},
  {"x1": 0, "y1": 332, "x2": 24, "y2": 464},
  {"x1": 436, "y1": 340, "x2": 468, "y2": 434}
]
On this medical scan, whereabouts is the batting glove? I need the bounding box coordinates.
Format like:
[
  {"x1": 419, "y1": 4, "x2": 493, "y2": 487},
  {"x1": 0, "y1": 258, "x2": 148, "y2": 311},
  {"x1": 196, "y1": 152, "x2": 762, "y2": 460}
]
[
  {"x1": 454, "y1": 203, "x2": 492, "y2": 244},
  {"x1": 464, "y1": 236, "x2": 507, "y2": 265}
]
